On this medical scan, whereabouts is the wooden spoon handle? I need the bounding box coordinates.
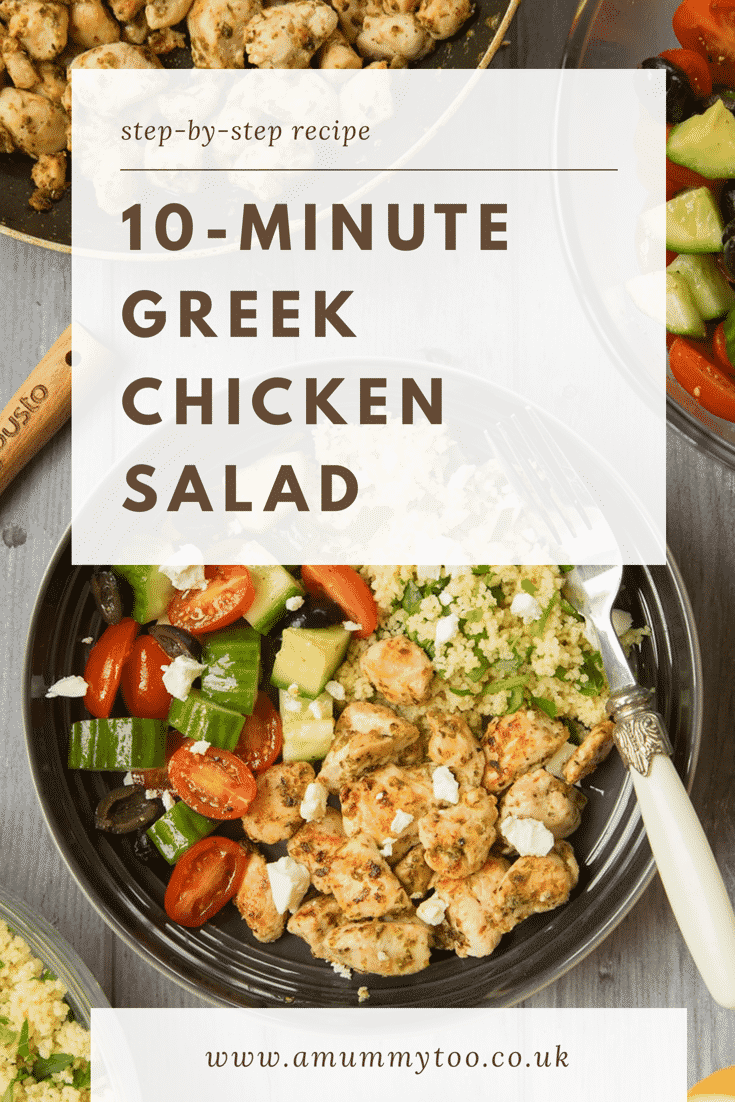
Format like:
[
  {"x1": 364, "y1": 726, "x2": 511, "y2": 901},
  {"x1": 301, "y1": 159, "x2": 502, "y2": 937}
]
[{"x1": 0, "y1": 325, "x2": 72, "y2": 498}]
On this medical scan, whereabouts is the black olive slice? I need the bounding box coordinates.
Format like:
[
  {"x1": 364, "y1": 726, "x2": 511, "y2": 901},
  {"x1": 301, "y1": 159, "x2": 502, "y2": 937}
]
[
  {"x1": 95, "y1": 786, "x2": 161, "y2": 834},
  {"x1": 149, "y1": 623, "x2": 203, "y2": 662},
  {"x1": 90, "y1": 571, "x2": 123, "y2": 625}
]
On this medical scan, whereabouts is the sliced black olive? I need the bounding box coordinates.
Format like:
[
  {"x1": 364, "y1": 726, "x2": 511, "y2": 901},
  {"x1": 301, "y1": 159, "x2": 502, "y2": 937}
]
[
  {"x1": 641, "y1": 57, "x2": 700, "y2": 125},
  {"x1": 90, "y1": 570, "x2": 122, "y2": 625},
  {"x1": 721, "y1": 180, "x2": 735, "y2": 227},
  {"x1": 95, "y1": 786, "x2": 161, "y2": 834},
  {"x1": 267, "y1": 597, "x2": 346, "y2": 648},
  {"x1": 149, "y1": 623, "x2": 202, "y2": 662},
  {"x1": 723, "y1": 219, "x2": 735, "y2": 280}
]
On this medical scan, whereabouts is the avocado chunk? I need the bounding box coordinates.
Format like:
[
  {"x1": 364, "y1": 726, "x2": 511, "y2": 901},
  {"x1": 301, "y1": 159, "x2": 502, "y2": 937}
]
[
  {"x1": 272, "y1": 625, "x2": 351, "y2": 699},
  {"x1": 666, "y1": 187, "x2": 724, "y2": 253},
  {"x1": 667, "y1": 100, "x2": 735, "y2": 180}
]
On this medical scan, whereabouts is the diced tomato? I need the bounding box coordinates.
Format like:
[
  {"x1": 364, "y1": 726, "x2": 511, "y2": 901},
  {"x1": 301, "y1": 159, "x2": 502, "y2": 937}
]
[
  {"x1": 169, "y1": 742, "x2": 257, "y2": 819},
  {"x1": 83, "y1": 618, "x2": 140, "y2": 718},
  {"x1": 131, "y1": 730, "x2": 185, "y2": 791},
  {"x1": 713, "y1": 320, "x2": 735, "y2": 372},
  {"x1": 300, "y1": 565, "x2": 378, "y2": 639},
  {"x1": 164, "y1": 836, "x2": 248, "y2": 927},
  {"x1": 666, "y1": 157, "x2": 721, "y2": 200},
  {"x1": 168, "y1": 566, "x2": 254, "y2": 636},
  {"x1": 659, "y1": 47, "x2": 714, "y2": 95},
  {"x1": 669, "y1": 335, "x2": 735, "y2": 419},
  {"x1": 121, "y1": 635, "x2": 172, "y2": 720},
  {"x1": 673, "y1": 0, "x2": 735, "y2": 87},
  {"x1": 234, "y1": 691, "x2": 283, "y2": 774}
]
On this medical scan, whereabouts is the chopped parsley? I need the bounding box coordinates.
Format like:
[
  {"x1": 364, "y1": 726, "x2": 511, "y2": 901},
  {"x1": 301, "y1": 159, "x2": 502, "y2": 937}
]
[
  {"x1": 529, "y1": 694, "x2": 558, "y2": 719},
  {"x1": 577, "y1": 650, "x2": 605, "y2": 697},
  {"x1": 521, "y1": 579, "x2": 538, "y2": 595},
  {"x1": 32, "y1": 1053, "x2": 75, "y2": 1080}
]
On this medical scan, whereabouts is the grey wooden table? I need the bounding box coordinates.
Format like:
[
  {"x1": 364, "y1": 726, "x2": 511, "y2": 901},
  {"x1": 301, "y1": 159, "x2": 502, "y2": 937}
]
[{"x1": 2, "y1": 10, "x2": 735, "y2": 1078}]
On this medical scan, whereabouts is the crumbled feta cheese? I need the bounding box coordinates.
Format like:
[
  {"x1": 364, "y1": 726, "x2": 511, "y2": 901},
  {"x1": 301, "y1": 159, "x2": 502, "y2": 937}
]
[
  {"x1": 500, "y1": 815, "x2": 554, "y2": 857},
  {"x1": 390, "y1": 810, "x2": 414, "y2": 834},
  {"x1": 358, "y1": 986, "x2": 370, "y2": 1002},
  {"x1": 611, "y1": 608, "x2": 633, "y2": 637},
  {"x1": 544, "y1": 741, "x2": 577, "y2": 780},
  {"x1": 45, "y1": 675, "x2": 89, "y2": 699},
  {"x1": 510, "y1": 592, "x2": 542, "y2": 623},
  {"x1": 162, "y1": 654, "x2": 205, "y2": 701},
  {"x1": 161, "y1": 791, "x2": 176, "y2": 811},
  {"x1": 160, "y1": 547, "x2": 207, "y2": 591},
  {"x1": 331, "y1": 962, "x2": 352, "y2": 979},
  {"x1": 435, "y1": 613, "x2": 459, "y2": 646},
  {"x1": 416, "y1": 565, "x2": 442, "y2": 581},
  {"x1": 439, "y1": 591, "x2": 454, "y2": 606},
  {"x1": 283, "y1": 696, "x2": 301, "y2": 712},
  {"x1": 122, "y1": 771, "x2": 134, "y2": 786},
  {"x1": 300, "y1": 781, "x2": 328, "y2": 822},
  {"x1": 202, "y1": 654, "x2": 238, "y2": 695},
  {"x1": 267, "y1": 857, "x2": 310, "y2": 915},
  {"x1": 432, "y1": 765, "x2": 459, "y2": 804},
  {"x1": 145, "y1": 789, "x2": 159, "y2": 801},
  {"x1": 325, "y1": 680, "x2": 345, "y2": 700},
  {"x1": 189, "y1": 740, "x2": 210, "y2": 756},
  {"x1": 81, "y1": 636, "x2": 93, "y2": 645},
  {"x1": 380, "y1": 838, "x2": 396, "y2": 857},
  {"x1": 308, "y1": 700, "x2": 322, "y2": 719},
  {"x1": 416, "y1": 894, "x2": 447, "y2": 926},
  {"x1": 343, "y1": 621, "x2": 362, "y2": 632},
  {"x1": 287, "y1": 683, "x2": 300, "y2": 696},
  {"x1": 285, "y1": 595, "x2": 304, "y2": 611}
]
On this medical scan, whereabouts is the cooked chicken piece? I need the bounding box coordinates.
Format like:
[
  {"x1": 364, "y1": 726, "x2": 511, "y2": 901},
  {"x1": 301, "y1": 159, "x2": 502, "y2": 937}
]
[
  {"x1": 69, "y1": 0, "x2": 119, "y2": 47},
  {"x1": 393, "y1": 843, "x2": 432, "y2": 899},
  {"x1": 188, "y1": 0, "x2": 260, "y2": 66},
  {"x1": 326, "y1": 833, "x2": 411, "y2": 919},
  {"x1": 234, "y1": 847, "x2": 286, "y2": 943},
  {"x1": 317, "y1": 27, "x2": 361, "y2": 65},
  {"x1": 120, "y1": 10, "x2": 148, "y2": 40},
  {"x1": 492, "y1": 840, "x2": 579, "y2": 935},
  {"x1": 68, "y1": 41, "x2": 162, "y2": 64},
  {"x1": 147, "y1": 26, "x2": 185, "y2": 49},
  {"x1": 0, "y1": 121, "x2": 15, "y2": 153},
  {"x1": 241, "y1": 761, "x2": 315, "y2": 845},
  {"x1": 360, "y1": 636, "x2": 434, "y2": 705},
  {"x1": 340, "y1": 762, "x2": 433, "y2": 845},
  {"x1": 433, "y1": 856, "x2": 509, "y2": 958},
  {"x1": 382, "y1": 0, "x2": 419, "y2": 17},
  {"x1": 29, "y1": 60, "x2": 66, "y2": 102},
  {"x1": 563, "y1": 720, "x2": 615, "y2": 784},
  {"x1": 0, "y1": 88, "x2": 66, "y2": 155},
  {"x1": 329, "y1": 0, "x2": 369, "y2": 39},
  {"x1": 498, "y1": 768, "x2": 587, "y2": 841},
  {"x1": 287, "y1": 806, "x2": 346, "y2": 892},
  {"x1": 355, "y1": 11, "x2": 433, "y2": 62},
  {"x1": 416, "y1": 0, "x2": 471, "y2": 37},
  {"x1": 323, "y1": 916, "x2": 431, "y2": 975},
  {"x1": 2, "y1": 36, "x2": 37, "y2": 87},
  {"x1": 29, "y1": 148, "x2": 65, "y2": 208},
  {"x1": 287, "y1": 893, "x2": 346, "y2": 959},
  {"x1": 426, "y1": 711, "x2": 484, "y2": 787},
  {"x1": 146, "y1": 0, "x2": 194, "y2": 28},
  {"x1": 107, "y1": 0, "x2": 145, "y2": 22},
  {"x1": 418, "y1": 786, "x2": 498, "y2": 878},
  {"x1": 244, "y1": 0, "x2": 337, "y2": 68},
  {"x1": 2, "y1": 0, "x2": 68, "y2": 59},
  {"x1": 318, "y1": 701, "x2": 422, "y2": 793},
  {"x1": 479, "y1": 709, "x2": 569, "y2": 793}
]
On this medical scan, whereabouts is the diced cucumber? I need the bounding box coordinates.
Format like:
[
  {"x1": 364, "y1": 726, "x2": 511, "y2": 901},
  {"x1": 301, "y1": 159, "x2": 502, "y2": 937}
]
[
  {"x1": 666, "y1": 187, "x2": 724, "y2": 253},
  {"x1": 112, "y1": 565, "x2": 174, "y2": 624},
  {"x1": 271, "y1": 625, "x2": 351, "y2": 699},
  {"x1": 667, "y1": 253, "x2": 735, "y2": 320},
  {"x1": 201, "y1": 626, "x2": 260, "y2": 715},
  {"x1": 244, "y1": 566, "x2": 304, "y2": 635},
  {"x1": 168, "y1": 689, "x2": 245, "y2": 750},
  {"x1": 68, "y1": 718, "x2": 167, "y2": 770},
  {"x1": 279, "y1": 689, "x2": 335, "y2": 762},
  {"x1": 667, "y1": 100, "x2": 735, "y2": 180},
  {"x1": 146, "y1": 801, "x2": 217, "y2": 864},
  {"x1": 666, "y1": 271, "x2": 707, "y2": 338}
]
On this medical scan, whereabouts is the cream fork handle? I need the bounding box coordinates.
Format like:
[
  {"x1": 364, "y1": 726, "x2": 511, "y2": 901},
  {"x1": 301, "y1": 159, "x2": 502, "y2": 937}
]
[{"x1": 630, "y1": 753, "x2": 735, "y2": 1008}]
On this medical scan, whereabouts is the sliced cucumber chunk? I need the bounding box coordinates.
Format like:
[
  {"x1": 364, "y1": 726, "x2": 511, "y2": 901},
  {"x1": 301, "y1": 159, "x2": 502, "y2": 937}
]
[
  {"x1": 666, "y1": 271, "x2": 707, "y2": 338},
  {"x1": 146, "y1": 801, "x2": 218, "y2": 864},
  {"x1": 667, "y1": 253, "x2": 735, "y2": 320},
  {"x1": 201, "y1": 625, "x2": 260, "y2": 715},
  {"x1": 666, "y1": 187, "x2": 724, "y2": 254},
  {"x1": 280, "y1": 689, "x2": 335, "y2": 762},
  {"x1": 271, "y1": 624, "x2": 351, "y2": 699},
  {"x1": 168, "y1": 688, "x2": 245, "y2": 750},
  {"x1": 113, "y1": 565, "x2": 174, "y2": 624},
  {"x1": 68, "y1": 718, "x2": 167, "y2": 770},
  {"x1": 245, "y1": 565, "x2": 304, "y2": 635},
  {"x1": 667, "y1": 100, "x2": 735, "y2": 180}
]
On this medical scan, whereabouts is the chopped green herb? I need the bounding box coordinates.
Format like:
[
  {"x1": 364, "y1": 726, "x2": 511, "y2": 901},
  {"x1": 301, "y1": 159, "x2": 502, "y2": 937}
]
[
  {"x1": 32, "y1": 1054, "x2": 74, "y2": 1081},
  {"x1": 471, "y1": 566, "x2": 491, "y2": 575},
  {"x1": 553, "y1": 666, "x2": 568, "y2": 681},
  {"x1": 401, "y1": 580, "x2": 423, "y2": 615},
  {"x1": 559, "y1": 565, "x2": 574, "y2": 573},
  {"x1": 531, "y1": 591, "x2": 559, "y2": 636},
  {"x1": 564, "y1": 718, "x2": 586, "y2": 745},
  {"x1": 73, "y1": 1063, "x2": 91, "y2": 1090},
  {"x1": 448, "y1": 686, "x2": 478, "y2": 697},
  {"x1": 482, "y1": 673, "x2": 529, "y2": 694},
  {"x1": 577, "y1": 650, "x2": 605, "y2": 697},
  {"x1": 521, "y1": 579, "x2": 538, "y2": 595},
  {"x1": 560, "y1": 596, "x2": 584, "y2": 622},
  {"x1": 490, "y1": 585, "x2": 504, "y2": 604},
  {"x1": 530, "y1": 695, "x2": 558, "y2": 719},
  {"x1": 16, "y1": 1019, "x2": 30, "y2": 1063},
  {"x1": 2, "y1": 1077, "x2": 16, "y2": 1102},
  {"x1": 504, "y1": 685, "x2": 525, "y2": 714},
  {"x1": 0, "y1": 1023, "x2": 18, "y2": 1046},
  {"x1": 39, "y1": 968, "x2": 57, "y2": 982},
  {"x1": 463, "y1": 608, "x2": 484, "y2": 623}
]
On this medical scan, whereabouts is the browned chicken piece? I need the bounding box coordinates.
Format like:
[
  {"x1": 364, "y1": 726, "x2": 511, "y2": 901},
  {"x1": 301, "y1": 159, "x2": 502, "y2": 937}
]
[
  {"x1": 330, "y1": 0, "x2": 369, "y2": 41},
  {"x1": 323, "y1": 916, "x2": 432, "y2": 976},
  {"x1": 241, "y1": 761, "x2": 315, "y2": 845},
  {"x1": 317, "y1": 27, "x2": 362, "y2": 66},
  {"x1": 416, "y1": 0, "x2": 472, "y2": 38},
  {"x1": 498, "y1": 768, "x2": 587, "y2": 841},
  {"x1": 287, "y1": 893, "x2": 346, "y2": 959},
  {"x1": 563, "y1": 720, "x2": 615, "y2": 784},
  {"x1": 479, "y1": 709, "x2": 569, "y2": 793},
  {"x1": 491, "y1": 841, "x2": 579, "y2": 935},
  {"x1": 418, "y1": 787, "x2": 498, "y2": 878},
  {"x1": 29, "y1": 149, "x2": 65, "y2": 210},
  {"x1": 244, "y1": 0, "x2": 336, "y2": 67},
  {"x1": 317, "y1": 701, "x2": 422, "y2": 793},
  {"x1": 107, "y1": 0, "x2": 145, "y2": 23},
  {"x1": 0, "y1": 88, "x2": 67, "y2": 156},
  {"x1": 2, "y1": 0, "x2": 69, "y2": 60},
  {"x1": 326, "y1": 833, "x2": 412, "y2": 919},
  {"x1": 426, "y1": 710, "x2": 484, "y2": 787},
  {"x1": 146, "y1": 26, "x2": 186, "y2": 50},
  {"x1": 29, "y1": 61, "x2": 67, "y2": 103},
  {"x1": 287, "y1": 806, "x2": 346, "y2": 892},
  {"x1": 188, "y1": 0, "x2": 260, "y2": 66},
  {"x1": 2, "y1": 36, "x2": 37, "y2": 88},
  {"x1": 392, "y1": 843, "x2": 432, "y2": 899},
  {"x1": 234, "y1": 847, "x2": 286, "y2": 943},
  {"x1": 433, "y1": 855, "x2": 509, "y2": 958},
  {"x1": 340, "y1": 763, "x2": 434, "y2": 844},
  {"x1": 359, "y1": 635, "x2": 434, "y2": 705}
]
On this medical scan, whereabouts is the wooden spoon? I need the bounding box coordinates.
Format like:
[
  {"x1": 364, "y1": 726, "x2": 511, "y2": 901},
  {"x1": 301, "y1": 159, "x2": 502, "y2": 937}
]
[{"x1": 0, "y1": 326, "x2": 72, "y2": 498}]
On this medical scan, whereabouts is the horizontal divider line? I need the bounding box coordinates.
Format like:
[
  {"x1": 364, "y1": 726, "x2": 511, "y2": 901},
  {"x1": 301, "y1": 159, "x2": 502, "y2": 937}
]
[{"x1": 118, "y1": 166, "x2": 618, "y2": 172}]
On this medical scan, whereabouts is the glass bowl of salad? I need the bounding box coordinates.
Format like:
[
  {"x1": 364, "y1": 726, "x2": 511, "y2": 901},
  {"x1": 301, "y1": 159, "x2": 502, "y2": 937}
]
[{"x1": 562, "y1": 0, "x2": 735, "y2": 468}]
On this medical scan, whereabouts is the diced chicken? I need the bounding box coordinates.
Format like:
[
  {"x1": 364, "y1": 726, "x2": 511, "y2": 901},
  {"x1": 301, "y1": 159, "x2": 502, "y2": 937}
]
[
  {"x1": 563, "y1": 720, "x2": 615, "y2": 784},
  {"x1": 107, "y1": 0, "x2": 145, "y2": 21},
  {"x1": 0, "y1": 88, "x2": 66, "y2": 155},
  {"x1": 323, "y1": 916, "x2": 431, "y2": 975},
  {"x1": 244, "y1": 0, "x2": 337, "y2": 68},
  {"x1": 426, "y1": 710, "x2": 484, "y2": 787},
  {"x1": 287, "y1": 893, "x2": 346, "y2": 959},
  {"x1": 0, "y1": 122, "x2": 15, "y2": 154},
  {"x1": 326, "y1": 833, "x2": 411, "y2": 919},
  {"x1": 339, "y1": 762, "x2": 433, "y2": 844},
  {"x1": 498, "y1": 768, "x2": 587, "y2": 841},
  {"x1": 2, "y1": 36, "x2": 37, "y2": 88},
  {"x1": 433, "y1": 856, "x2": 509, "y2": 958},
  {"x1": 418, "y1": 786, "x2": 498, "y2": 878},
  {"x1": 359, "y1": 635, "x2": 434, "y2": 705},
  {"x1": 479, "y1": 709, "x2": 569, "y2": 793},
  {"x1": 382, "y1": 0, "x2": 419, "y2": 17},
  {"x1": 188, "y1": 0, "x2": 260, "y2": 66},
  {"x1": 120, "y1": 10, "x2": 148, "y2": 39},
  {"x1": 330, "y1": 0, "x2": 370, "y2": 41},
  {"x1": 287, "y1": 806, "x2": 346, "y2": 892},
  {"x1": 392, "y1": 843, "x2": 432, "y2": 899},
  {"x1": 69, "y1": 0, "x2": 120, "y2": 47},
  {"x1": 318, "y1": 701, "x2": 422, "y2": 793},
  {"x1": 145, "y1": 0, "x2": 194, "y2": 28},
  {"x1": 355, "y1": 11, "x2": 433, "y2": 62},
  {"x1": 29, "y1": 60, "x2": 67, "y2": 103},
  {"x1": 317, "y1": 27, "x2": 361, "y2": 66},
  {"x1": 146, "y1": 25, "x2": 185, "y2": 49},
  {"x1": 68, "y1": 41, "x2": 162, "y2": 65},
  {"x1": 2, "y1": 0, "x2": 68, "y2": 59},
  {"x1": 491, "y1": 841, "x2": 579, "y2": 935},
  {"x1": 234, "y1": 847, "x2": 286, "y2": 943},
  {"x1": 29, "y1": 148, "x2": 65, "y2": 208},
  {"x1": 241, "y1": 761, "x2": 315, "y2": 845},
  {"x1": 416, "y1": 0, "x2": 471, "y2": 38}
]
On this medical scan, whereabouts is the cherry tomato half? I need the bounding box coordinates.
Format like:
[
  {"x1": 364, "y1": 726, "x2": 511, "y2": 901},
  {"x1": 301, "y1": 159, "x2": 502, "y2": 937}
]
[
  {"x1": 670, "y1": 335, "x2": 735, "y2": 420},
  {"x1": 234, "y1": 692, "x2": 283, "y2": 774},
  {"x1": 164, "y1": 836, "x2": 249, "y2": 927},
  {"x1": 84, "y1": 618, "x2": 140, "y2": 719},
  {"x1": 131, "y1": 730, "x2": 186, "y2": 791},
  {"x1": 168, "y1": 566, "x2": 255, "y2": 636},
  {"x1": 300, "y1": 565, "x2": 378, "y2": 639},
  {"x1": 672, "y1": 0, "x2": 735, "y2": 87},
  {"x1": 169, "y1": 742, "x2": 257, "y2": 819},
  {"x1": 121, "y1": 635, "x2": 172, "y2": 719},
  {"x1": 659, "y1": 47, "x2": 713, "y2": 95},
  {"x1": 713, "y1": 321, "x2": 735, "y2": 373}
]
